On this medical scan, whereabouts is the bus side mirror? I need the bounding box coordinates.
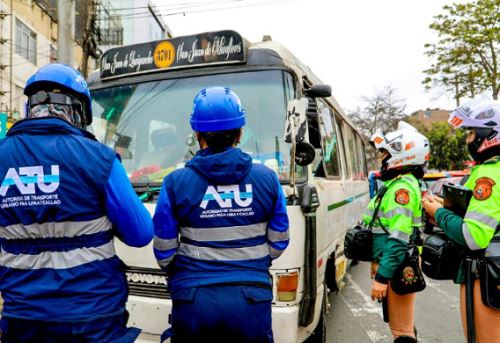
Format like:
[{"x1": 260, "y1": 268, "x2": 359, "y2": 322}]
[
  {"x1": 304, "y1": 84, "x2": 331, "y2": 98},
  {"x1": 295, "y1": 141, "x2": 315, "y2": 166},
  {"x1": 284, "y1": 98, "x2": 308, "y2": 144}
]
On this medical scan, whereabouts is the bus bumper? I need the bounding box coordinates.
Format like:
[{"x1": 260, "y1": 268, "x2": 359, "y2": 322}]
[{"x1": 127, "y1": 296, "x2": 302, "y2": 343}]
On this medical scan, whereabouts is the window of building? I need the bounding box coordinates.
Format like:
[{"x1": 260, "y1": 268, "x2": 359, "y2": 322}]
[
  {"x1": 50, "y1": 45, "x2": 57, "y2": 63},
  {"x1": 15, "y1": 19, "x2": 37, "y2": 65}
]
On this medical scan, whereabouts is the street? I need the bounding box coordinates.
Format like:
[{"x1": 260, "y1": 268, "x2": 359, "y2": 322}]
[{"x1": 327, "y1": 262, "x2": 464, "y2": 343}]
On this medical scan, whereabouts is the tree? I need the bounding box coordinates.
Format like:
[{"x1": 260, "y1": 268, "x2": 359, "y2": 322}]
[
  {"x1": 423, "y1": 122, "x2": 468, "y2": 170},
  {"x1": 423, "y1": 0, "x2": 500, "y2": 105},
  {"x1": 349, "y1": 86, "x2": 408, "y2": 138}
]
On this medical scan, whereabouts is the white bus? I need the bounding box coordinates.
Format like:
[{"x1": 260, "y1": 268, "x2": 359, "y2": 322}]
[{"x1": 87, "y1": 30, "x2": 369, "y2": 343}]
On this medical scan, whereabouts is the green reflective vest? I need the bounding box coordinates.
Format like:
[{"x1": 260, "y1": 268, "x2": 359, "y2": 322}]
[
  {"x1": 462, "y1": 158, "x2": 500, "y2": 250},
  {"x1": 362, "y1": 173, "x2": 422, "y2": 279},
  {"x1": 363, "y1": 173, "x2": 422, "y2": 241}
]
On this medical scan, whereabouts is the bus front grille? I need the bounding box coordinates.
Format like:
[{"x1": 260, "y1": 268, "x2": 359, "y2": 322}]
[{"x1": 125, "y1": 267, "x2": 170, "y2": 299}]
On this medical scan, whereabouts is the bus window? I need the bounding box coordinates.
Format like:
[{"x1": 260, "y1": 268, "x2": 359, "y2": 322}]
[
  {"x1": 344, "y1": 126, "x2": 360, "y2": 180},
  {"x1": 341, "y1": 123, "x2": 359, "y2": 179},
  {"x1": 336, "y1": 118, "x2": 350, "y2": 179},
  {"x1": 356, "y1": 134, "x2": 368, "y2": 179},
  {"x1": 318, "y1": 100, "x2": 341, "y2": 178}
]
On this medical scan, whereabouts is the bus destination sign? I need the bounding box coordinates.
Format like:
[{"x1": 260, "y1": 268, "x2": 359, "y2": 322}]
[{"x1": 100, "y1": 30, "x2": 246, "y2": 79}]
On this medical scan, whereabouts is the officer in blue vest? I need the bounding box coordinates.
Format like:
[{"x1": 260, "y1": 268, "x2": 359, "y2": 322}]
[
  {"x1": 153, "y1": 87, "x2": 290, "y2": 343},
  {"x1": 0, "y1": 63, "x2": 153, "y2": 342}
]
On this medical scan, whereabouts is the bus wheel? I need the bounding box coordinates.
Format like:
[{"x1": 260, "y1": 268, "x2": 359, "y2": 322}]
[
  {"x1": 304, "y1": 283, "x2": 328, "y2": 343},
  {"x1": 325, "y1": 255, "x2": 338, "y2": 294}
]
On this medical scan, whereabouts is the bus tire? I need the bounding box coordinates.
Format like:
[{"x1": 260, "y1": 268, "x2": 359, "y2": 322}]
[
  {"x1": 304, "y1": 282, "x2": 328, "y2": 343},
  {"x1": 325, "y1": 254, "x2": 338, "y2": 294}
]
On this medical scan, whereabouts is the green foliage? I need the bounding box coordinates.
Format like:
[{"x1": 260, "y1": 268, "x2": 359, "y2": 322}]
[
  {"x1": 423, "y1": 0, "x2": 500, "y2": 103},
  {"x1": 423, "y1": 122, "x2": 468, "y2": 170}
]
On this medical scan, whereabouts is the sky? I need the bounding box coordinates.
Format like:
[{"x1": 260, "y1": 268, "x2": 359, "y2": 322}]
[{"x1": 155, "y1": 0, "x2": 469, "y2": 114}]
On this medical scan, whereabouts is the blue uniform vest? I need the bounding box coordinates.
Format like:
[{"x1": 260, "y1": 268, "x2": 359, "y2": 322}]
[
  {"x1": 153, "y1": 147, "x2": 289, "y2": 293},
  {"x1": 0, "y1": 118, "x2": 127, "y2": 321}
]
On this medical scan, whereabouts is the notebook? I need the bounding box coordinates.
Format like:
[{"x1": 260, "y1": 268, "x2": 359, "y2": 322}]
[{"x1": 443, "y1": 183, "x2": 472, "y2": 218}]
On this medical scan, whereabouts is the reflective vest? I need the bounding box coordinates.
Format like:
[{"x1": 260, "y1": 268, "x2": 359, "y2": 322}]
[
  {"x1": 153, "y1": 147, "x2": 289, "y2": 293},
  {"x1": 363, "y1": 173, "x2": 422, "y2": 243},
  {"x1": 0, "y1": 118, "x2": 126, "y2": 321},
  {"x1": 462, "y1": 157, "x2": 500, "y2": 250}
]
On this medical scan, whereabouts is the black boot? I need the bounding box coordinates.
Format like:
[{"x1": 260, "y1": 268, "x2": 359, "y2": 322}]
[{"x1": 394, "y1": 336, "x2": 417, "y2": 343}]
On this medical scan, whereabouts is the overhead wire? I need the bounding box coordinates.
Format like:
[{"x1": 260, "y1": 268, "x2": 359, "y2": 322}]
[
  {"x1": 107, "y1": 0, "x2": 243, "y2": 12},
  {"x1": 95, "y1": 0, "x2": 294, "y2": 20}
]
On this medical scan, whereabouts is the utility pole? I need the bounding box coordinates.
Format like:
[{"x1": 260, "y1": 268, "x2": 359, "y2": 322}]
[
  {"x1": 9, "y1": 0, "x2": 12, "y2": 116},
  {"x1": 81, "y1": 0, "x2": 96, "y2": 78},
  {"x1": 57, "y1": 0, "x2": 76, "y2": 65},
  {"x1": 0, "y1": 4, "x2": 9, "y2": 112}
]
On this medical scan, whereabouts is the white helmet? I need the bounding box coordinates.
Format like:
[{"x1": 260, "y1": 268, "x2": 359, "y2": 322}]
[
  {"x1": 448, "y1": 100, "x2": 500, "y2": 162},
  {"x1": 449, "y1": 99, "x2": 500, "y2": 131},
  {"x1": 370, "y1": 121, "x2": 430, "y2": 170}
]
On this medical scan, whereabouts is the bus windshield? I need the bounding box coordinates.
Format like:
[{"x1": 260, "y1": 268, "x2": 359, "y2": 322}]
[{"x1": 90, "y1": 70, "x2": 298, "y2": 184}]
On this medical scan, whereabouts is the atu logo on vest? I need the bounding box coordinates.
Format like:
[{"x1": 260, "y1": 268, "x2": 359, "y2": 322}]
[
  {"x1": 0, "y1": 165, "x2": 60, "y2": 196},
  {"x1": 200, "y1": 184, "x2": 253, "y2": 209}
]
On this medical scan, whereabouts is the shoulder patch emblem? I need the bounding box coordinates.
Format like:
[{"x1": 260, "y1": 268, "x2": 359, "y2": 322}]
[
  {"x1": 473, "y1": 177, "x2": 496, "y2": 201},
  {"x1": 395, "y1": 189, "x2": 410, "y2": 205}
]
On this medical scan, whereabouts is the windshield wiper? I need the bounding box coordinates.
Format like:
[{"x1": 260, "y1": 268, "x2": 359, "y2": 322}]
[{"x1": 132, "y1": 182, "x2": 162, "y2": 202}]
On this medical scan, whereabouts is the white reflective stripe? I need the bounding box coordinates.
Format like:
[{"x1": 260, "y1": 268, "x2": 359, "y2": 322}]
[
  {"x1": 413, "y1": 216, "x2": 422, "y2": 225},
  {"x1": 180, "y1": 223, "x2": 267, "y2": 242},
  {"x1": 269, "y1": 245, "x2": 283, "y2": 259},
  {"x1": 177, "y1": 242, "x2": 269, "y2": 261},
  {"x1": 364, "y1": 208, "x2": 374, "y2": 217},
  {"x1": 0, "y1": 241, "x2": 116, "y2": 270},
  {"x1": 0, "y1": 217, "x2": 112, "y2": 240},
  {"x1": 157, "y1": 254, "x2": 175, "y2": 268},
  {"x1": 390, "y1": 230, "x2": 410, "y2": 242},
  {"x1": 379, "y1": 207, "x2": 414, "y2": 219},
  {"x1": 465, "y1": 211, "x2": 499, "y2": 230},
  {"x1": 154, "y1": 236, "x2": 178, "y2": 251},
  {"x1": 486, "y1": 241, "x2": 500, "y2": 256},
  {"x1": 267, "y1": 228, "x2": 289, "y2": 243},
  {"x1": 462, "y1": 222, "x2": 482, "y2": 251}
]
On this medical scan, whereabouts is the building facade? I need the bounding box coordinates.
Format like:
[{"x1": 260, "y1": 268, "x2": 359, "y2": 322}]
[
  {"x1": 408, "y1": 108, "x2": 451, "y2": 129},
  {"x1": 0, "y1": 0, "x2": 129, "y2": 127},
  {"x1": 109, "y1": 0, "x2": 171, "y2": 44}
]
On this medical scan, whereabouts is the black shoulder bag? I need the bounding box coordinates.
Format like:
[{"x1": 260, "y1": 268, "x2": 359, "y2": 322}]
[
  {"x1": 344, "y1": 186, "x2": 388, "y2": 262},
  {"x1": 421, "y1": 183, "x2": 471, "y2": 280},
  {"x1": 390, "y1": 228, "x2": 427, "y2": 295},
  {"x1": 421, "y1": 231, "x2": 464, "y2": 280}
]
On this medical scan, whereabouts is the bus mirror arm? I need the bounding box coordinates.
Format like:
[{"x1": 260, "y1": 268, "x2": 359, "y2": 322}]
[
  {"x1": 304, "y1": 84, "x2": 332, "y2": 98},
  {"x1": 284, "y1": 98, "x2": 308, "y2": 197}
]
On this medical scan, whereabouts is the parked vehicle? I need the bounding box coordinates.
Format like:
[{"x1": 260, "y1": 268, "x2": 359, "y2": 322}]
[{"x1": 87, "y1": 30, "x2": 369, "y2": 343}]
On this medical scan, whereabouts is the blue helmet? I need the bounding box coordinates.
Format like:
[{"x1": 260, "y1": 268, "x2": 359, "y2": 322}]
[
  {"x1": 24, "y1": 63, "x2": 93, "y2": 125},
  {"x1": 190, "y1": 87, "x2": 245, "y2": 132}
]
